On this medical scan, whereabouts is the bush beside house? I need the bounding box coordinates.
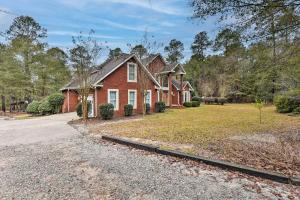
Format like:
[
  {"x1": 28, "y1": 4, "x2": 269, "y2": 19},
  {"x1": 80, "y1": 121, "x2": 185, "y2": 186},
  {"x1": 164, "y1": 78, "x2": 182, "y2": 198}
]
[
  {"x1": 38, "y1": 100, "x2": 53, "y2": 115},
  {"x1": 124, "y1": 104, "x2": 133, "y2": 116},
  {"x1": 99, "y1": 103, "x2": 114, "y2": 120},
  {"x1": 183, "y1": 102, "x2": 192, "y2": 107},
  {"x1": 26, "y1": 101, "x2": 41, "y2": 115},
  {"x1": 48, "y1": 93, "x2": 65, "y2": 113},
  {"x1": 26, "y1": 93, "x2": 65, "y2": 116},
  {"x1": 155, "y1": 102, "x2": 166, "y2": 113}
]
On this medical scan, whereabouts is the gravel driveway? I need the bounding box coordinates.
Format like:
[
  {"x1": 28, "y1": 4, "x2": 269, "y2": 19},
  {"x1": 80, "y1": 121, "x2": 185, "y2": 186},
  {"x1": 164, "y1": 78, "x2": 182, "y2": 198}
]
[{"x1": 0, "y1": 113, "x2": 298, "y2": 199}]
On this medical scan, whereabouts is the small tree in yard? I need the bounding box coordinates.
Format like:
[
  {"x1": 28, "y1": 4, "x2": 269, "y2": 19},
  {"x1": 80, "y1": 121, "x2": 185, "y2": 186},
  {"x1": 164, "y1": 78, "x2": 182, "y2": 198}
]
[
  {"x1": 70, "y1": 30, "x2": 103, "y2": 121},
  {"x1": 254, "y1": 98, "x2": 265, "y2": 124},
  {"x1": 129, "y1": 31, "x2": 163, "y2": 115}
]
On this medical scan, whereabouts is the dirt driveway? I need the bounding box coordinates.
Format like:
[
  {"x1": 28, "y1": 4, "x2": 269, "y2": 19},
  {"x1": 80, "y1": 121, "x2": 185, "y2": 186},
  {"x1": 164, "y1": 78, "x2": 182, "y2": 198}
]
[{"x1": 0, "y1": 113, "x2": 297, "y2": 199}]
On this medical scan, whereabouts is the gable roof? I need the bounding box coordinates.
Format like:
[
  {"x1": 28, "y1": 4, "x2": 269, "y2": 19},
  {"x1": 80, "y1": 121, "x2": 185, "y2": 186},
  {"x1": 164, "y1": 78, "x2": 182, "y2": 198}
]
[
  {"x1": 141, "y1": 54, "x2": 167, "y2": 67},
  {"x1": 183, "y1": 81, "x2": 194, "y2": 91},
  {"x1": 160, "y1": 63, "x2": 186, "y2": 74},
  {"x1": 172, "y1": 80, "x2": 194, "y2": 91},
  {"x1": 172, "y1": 79, "x2": 181, "y2": 90},
  {"x1": 61, "y1": 53, "x2": 160, "y2": 90}
]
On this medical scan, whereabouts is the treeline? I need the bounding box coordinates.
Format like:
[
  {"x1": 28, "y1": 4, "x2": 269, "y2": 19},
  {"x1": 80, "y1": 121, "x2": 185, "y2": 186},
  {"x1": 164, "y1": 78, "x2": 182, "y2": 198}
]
[
  {"x1": 0, "y1": 16, "x2": 71, "y2": 105},
  {"x1": 184, "y1": 29, "x2": 300, "y2": 102},
  {"x1": 185, "y1": 0, "x2": 300, "y2": 102}
]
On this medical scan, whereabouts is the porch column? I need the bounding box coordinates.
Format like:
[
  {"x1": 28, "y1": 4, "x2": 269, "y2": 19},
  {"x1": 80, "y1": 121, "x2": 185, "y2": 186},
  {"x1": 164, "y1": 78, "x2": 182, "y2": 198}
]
[
  {"x1": 94, "y1": 87, "x2": 98, "y2": 117},
  {"x1": 67, "y1": 89, "x2": 70, "y2": 112},
  {"x1": 168, "y1": 73, "x2": 172, "y2": 107},
  {"x1": 180, "y1": 74, "x2": 183, "y2": 105}
]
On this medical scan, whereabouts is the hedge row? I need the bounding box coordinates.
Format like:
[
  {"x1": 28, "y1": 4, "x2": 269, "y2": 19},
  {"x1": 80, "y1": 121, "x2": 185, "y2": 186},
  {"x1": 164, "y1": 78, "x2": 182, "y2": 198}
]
[
  {"x1": 203, "y1": 97, "x2": 227, "y2": 105},
  {"x1": 76, "y1": 101, "x2": 167, "y2": 120},
  {"x1": 183, "y1": 101, "x2": 200, "y2": 107},
  {"x1": 26, "y1": 93, "x2": 65, "y2": 115}
]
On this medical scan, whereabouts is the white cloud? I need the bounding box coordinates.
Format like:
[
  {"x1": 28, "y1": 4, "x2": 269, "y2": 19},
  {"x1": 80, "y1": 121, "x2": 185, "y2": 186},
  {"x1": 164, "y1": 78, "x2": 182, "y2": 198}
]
[
  {"x1": 0, "y1": 7, "x2": 15, "y2": 32},
  {"x1": 48, "y1": 30, "x2": 123, "y2": 39},
  {"x1": 99, "y1": 18, "x2": 156, "y2": 32},
  {"x1": 59, "y1": 0, "x2": 187, "y2": 16},
  {"x1": 159, "y1": 21, "x2": 176, "y2": 27}
]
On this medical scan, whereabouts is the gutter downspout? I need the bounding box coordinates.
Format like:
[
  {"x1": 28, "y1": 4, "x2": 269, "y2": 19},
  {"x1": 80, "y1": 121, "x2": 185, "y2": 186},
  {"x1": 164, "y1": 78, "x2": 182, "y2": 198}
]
[
  {"x1": 94, "y1": 87, "x2": 98, "y2": 117},
  {"x1": 67, "y1": 89, "x2": 70, "y2": 112}
]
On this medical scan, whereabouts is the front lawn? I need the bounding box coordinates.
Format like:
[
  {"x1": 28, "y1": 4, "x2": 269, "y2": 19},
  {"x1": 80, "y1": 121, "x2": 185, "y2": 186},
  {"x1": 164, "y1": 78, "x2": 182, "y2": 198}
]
[
  {"x1": 88, "y1": 104, "x2": 300, "y2": 177},
  {"x1": 91, "y1": 104, "x2": 300, "y2": 145}
]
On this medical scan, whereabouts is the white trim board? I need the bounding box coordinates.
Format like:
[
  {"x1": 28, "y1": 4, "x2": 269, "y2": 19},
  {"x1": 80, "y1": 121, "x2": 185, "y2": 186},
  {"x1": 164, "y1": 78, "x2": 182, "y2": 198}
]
[
  {"x1": 107, "y1": 89, "x2": 119, "y2": 111},
  {"x1": 128, "y1": 89, "x2": 137, "y2": 109}
]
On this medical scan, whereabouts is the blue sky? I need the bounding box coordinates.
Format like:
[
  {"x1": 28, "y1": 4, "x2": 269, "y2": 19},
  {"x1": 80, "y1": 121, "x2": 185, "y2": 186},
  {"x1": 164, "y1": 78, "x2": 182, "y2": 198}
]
[{"x1": 0, "y1": 0, "x2": 221, "y2": 61}]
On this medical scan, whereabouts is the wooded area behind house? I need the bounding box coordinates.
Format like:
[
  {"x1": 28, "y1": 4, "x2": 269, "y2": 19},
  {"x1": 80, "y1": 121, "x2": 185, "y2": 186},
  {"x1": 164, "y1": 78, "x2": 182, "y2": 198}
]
[
  {"x1": 185, "y1": 0, "x2": 300, "y2": 102},
  {"x1": 0, "y1": 16, "x2": 71, "y2": 111}
]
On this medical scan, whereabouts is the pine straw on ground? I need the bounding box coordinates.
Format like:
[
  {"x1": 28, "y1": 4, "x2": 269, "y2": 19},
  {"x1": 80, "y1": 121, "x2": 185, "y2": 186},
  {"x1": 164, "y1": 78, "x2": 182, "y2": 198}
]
[{"x1": 87, "y1": 104, "x2": 300, "y2": 177}]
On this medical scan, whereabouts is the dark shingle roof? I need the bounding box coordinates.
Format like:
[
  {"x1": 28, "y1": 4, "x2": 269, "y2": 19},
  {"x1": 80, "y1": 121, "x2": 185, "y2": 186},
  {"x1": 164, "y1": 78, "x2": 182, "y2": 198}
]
[
  {"x1": 172, "y1": 79, "x2": 181, "y2": 90},
  {"x1": 62, "y1": 53, "x2": 133, "y2": 90},
  {"x1": 141, "y1": 54, "x2": 158, "y2": 66},
  {"x1": 62, "y1": 53, "x2": 160, "y2": 90}
]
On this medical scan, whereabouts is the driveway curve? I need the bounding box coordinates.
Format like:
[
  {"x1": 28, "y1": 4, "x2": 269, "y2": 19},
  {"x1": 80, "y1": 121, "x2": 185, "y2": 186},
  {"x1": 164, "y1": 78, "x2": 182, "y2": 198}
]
[{"x1": 0, "y1": 113, "x2": 297, "y2": 199}]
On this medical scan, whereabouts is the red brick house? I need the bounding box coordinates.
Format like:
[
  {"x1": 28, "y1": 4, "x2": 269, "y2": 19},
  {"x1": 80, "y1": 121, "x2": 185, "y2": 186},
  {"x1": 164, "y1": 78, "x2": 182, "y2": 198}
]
[{"x1": 61, "y1": 53, "x2": 193, "y2": 117}]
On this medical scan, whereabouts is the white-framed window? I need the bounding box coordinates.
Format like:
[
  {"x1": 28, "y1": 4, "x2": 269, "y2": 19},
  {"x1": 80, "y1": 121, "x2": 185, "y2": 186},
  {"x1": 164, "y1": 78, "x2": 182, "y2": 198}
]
[
  {"x1": 183, "y1": 91, "x2": 190, "y2": 103},
  {"x1": 108, "y1": 89, "x2": 119, "y2": 110},
  {"x1": 145, "y1": 90, "x2": 152, "y2": 107},
  {"x1": 162, "y1": 75, "x2": 169, "y2": 88},
  {"x1": 128, "y1": 89, "x2": 137, "y2": 109},
  {"x1": 157, "y1": 90, "x2": 160, "y2": 101},
  {"x1": 127, "y1": 62, "x2": 137, "y2": 82}
]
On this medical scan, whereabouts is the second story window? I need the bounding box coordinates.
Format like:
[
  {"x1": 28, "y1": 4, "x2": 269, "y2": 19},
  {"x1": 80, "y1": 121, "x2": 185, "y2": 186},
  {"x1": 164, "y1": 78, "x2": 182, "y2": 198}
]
[
  {"x1": 127, "y1": 62, "x2": 137, "y2": 82},
  {"x1": 162, "y1": 75, "x2": 169, "y2": 88}
]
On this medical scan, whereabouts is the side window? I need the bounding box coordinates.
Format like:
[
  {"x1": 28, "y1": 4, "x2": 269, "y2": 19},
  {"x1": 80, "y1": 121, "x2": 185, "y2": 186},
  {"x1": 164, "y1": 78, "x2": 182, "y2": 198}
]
[
  {"x1": 162, "y1": 75, "x2": 168, "y2": 88},
  {"x1": 127, "y1": 63, "x2": 137, "y2": 82},
  {"x1": 145, "y1": 90, "x2": 151, "y2": 107},
  {"x1": 108, "y1": 89, "x2": 119, "y2": 110},
  {"x1": 128, "y1": 90, "x2": 137, "y2": 109}
]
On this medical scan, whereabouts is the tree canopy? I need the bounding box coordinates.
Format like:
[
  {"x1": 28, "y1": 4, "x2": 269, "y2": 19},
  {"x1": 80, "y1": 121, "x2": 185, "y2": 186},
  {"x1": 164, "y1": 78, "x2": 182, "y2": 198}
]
[{"x1": 164, "y1": 39, "x2": 184, "y2": 63}]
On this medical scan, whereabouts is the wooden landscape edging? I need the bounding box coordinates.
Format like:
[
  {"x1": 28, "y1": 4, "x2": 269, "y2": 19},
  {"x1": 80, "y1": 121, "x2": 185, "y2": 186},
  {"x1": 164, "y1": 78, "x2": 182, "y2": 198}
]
[{"x1": 101, "y1": 135, "x2": 300, "y2": 186}]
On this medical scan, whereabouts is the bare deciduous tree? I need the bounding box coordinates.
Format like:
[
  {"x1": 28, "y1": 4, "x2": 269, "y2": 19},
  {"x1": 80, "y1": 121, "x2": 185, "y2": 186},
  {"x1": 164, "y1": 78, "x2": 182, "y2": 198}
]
[{"x1": 70, "y1": 30, "x2": 103, "y2": 121}]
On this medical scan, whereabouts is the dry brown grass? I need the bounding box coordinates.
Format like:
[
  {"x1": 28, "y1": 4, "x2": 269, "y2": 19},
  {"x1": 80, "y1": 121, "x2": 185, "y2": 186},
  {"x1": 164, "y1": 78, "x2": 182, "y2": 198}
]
[{"x1": 90, "y1": 104, "x2": 300, "y2": 146}]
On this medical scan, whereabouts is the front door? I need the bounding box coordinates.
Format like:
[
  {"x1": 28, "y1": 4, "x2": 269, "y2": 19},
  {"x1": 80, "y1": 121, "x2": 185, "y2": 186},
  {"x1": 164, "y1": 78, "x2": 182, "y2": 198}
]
[{"x1": 87, "y1": 95, "x2": 94, "y2": 118}]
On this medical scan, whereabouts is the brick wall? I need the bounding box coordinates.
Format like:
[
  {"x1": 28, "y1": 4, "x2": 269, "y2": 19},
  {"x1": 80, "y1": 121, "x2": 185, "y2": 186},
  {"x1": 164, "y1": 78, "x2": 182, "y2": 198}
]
[
  {"x1": 96, "y1": 58, "x2": 158, "y2": 117},
  {"x1": 172, "y1": 85, "x2": 180, "y2": 105},
  {"x1": 62, "y1": 90, "x2": 79, "y2": 113},
  {"x1": 147, "y1": 56, "x2": 165, "y2": 75}
]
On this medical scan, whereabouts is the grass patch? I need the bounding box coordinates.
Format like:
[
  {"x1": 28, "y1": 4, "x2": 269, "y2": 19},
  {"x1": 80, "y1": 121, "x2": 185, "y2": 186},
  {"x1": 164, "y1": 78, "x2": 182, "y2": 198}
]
[{"x1": 95, "y1": 104, "x2": 300, "y2": 146}]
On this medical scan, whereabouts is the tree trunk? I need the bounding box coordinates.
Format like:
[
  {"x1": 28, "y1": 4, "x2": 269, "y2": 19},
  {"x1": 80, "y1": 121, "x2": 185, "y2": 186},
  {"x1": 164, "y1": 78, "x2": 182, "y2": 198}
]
[{"x1": 1, "y1": 95, "x2": 5, "y2": 113}]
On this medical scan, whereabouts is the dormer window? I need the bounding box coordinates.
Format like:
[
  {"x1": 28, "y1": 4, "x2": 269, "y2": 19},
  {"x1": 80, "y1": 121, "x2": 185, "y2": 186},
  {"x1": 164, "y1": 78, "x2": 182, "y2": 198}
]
[{"x1": 127, "y1": 62, "x2": 137, "y2": 82}]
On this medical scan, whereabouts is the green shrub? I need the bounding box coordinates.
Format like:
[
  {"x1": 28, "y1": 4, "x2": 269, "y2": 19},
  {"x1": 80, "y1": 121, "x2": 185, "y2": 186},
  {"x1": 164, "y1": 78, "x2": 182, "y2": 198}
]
[
  {"x1": 191, "y1": 96, "x2": 202, "y2": 102},
  {"x1": 274, "y1": 94, "x2": 300, "y2": 113},
  {"x1": 26, "y1": 101, "x2": 41, "y2": 114},
  {"x1": 146, "y1": 103, "x2": 150, "y2": 114},
  {"x1": 99, "y1": 103, "x2": 114, "y2": 120},
  {"x1": 293, "y1": 106, "x2": 300, "y2": 113},
  {"x1": 155, "y1": 102, "x2": 166, "y2": 113},
  {"x1": 48, "y1": 93, "x2": 65, "y2": 113},
  {"x1": 76, "y1": 102, "x2": 92, "y2": 117},
  {"x1": 38, "y1": 100, "x2": 53, "y2": 115},
  {"x1": 274, "y1": 95, "x2": 291, "y2": 113},
  {"x1": 124, "y1": 104, "x2": 133, "y2": 116},
  {"x1": 191, "y1": 101, "x2": 200, "y2": 107},
  {"x1": 183, "y1": 102, "x2": 192, "y2": 107}
]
